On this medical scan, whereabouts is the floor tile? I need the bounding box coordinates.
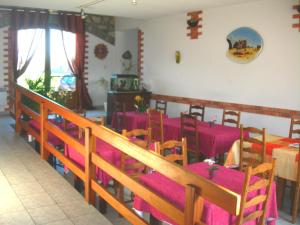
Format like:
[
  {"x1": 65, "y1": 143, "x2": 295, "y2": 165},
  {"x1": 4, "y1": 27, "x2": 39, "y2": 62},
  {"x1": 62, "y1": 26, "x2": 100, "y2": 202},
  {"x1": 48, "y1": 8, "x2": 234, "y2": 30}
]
[
  {"x1": 45, "y1": 219, "x2": 74, "y2": 225},
  {"x1": 11, "y1": 181, "x2": 45, "y2": 197},
  {"x1": 19, "y1": 192, "x2": 56, "y2": 209},
  {"x1": 0, "y1": 211, "x2": 34, "y2": 225},
  {"x1": 27, "y1": 205, "x2": 67, "y2": 224},
  {"x1": 58, "y1": 200, "x2": 97, "y2": 218}
]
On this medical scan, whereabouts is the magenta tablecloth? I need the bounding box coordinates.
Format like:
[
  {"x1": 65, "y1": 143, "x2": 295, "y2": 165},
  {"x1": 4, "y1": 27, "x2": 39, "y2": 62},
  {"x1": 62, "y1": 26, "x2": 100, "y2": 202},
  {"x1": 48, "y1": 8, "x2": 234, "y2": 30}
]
[
  {"x1": 65, "y1": 138, "x2": 122, "y2": 186},
  {"x1": 111, "y1": 111, "x2": 148, "y2": 131},
  {"x1": 163, "y1": 118, "x2": 242, "y2": 157},
  {"x1": 29, "y1": 119, "x2": 78, "y2": 146},
  {"x1": 65, "y1": 137, "x2": 154, "y2": 186},
  {"x1": 134, "y1": 162, "x2": 278, "y2": 225}
]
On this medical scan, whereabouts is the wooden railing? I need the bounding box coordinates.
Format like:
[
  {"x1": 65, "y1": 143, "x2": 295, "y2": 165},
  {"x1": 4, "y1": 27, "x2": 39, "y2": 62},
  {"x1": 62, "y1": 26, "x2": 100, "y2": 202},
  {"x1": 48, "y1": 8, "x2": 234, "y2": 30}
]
[
  {"x1": 15, "y1": 84, "x2": 241, "y2": 225},
  {"x1": 151, "y1": 94, "x2": 300, "y2": 118}
]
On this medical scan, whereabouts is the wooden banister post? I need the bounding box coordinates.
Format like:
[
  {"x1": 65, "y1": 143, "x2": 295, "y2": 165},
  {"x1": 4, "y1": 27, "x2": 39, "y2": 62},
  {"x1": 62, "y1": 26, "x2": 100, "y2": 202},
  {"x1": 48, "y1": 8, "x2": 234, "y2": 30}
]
[
  {"x1": 40, "y1": 102, "x2": 48, "y2": 160},
  {"x1": 85, "y1": 127, "x2": 96, "y2": 205},
  {"x1": 184, "y1": 184, "x2": 204, "y2": 225},
  {"x1": 15, "y1": 87, "x2": 21, "y2": 134}
]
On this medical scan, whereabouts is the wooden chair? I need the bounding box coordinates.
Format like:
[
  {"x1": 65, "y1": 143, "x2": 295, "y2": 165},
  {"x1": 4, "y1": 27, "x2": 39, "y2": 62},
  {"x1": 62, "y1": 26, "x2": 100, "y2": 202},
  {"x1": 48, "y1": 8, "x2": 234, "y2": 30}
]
[
  {"x1": 239, "y1": 125, "x2": 266, "y2": 171},
  {"x1": 118, "y1": 128, "x2": 151, "y2": 202},
  {"x1": 222, "y1": 109, "x2": 241, "y2": 128},
  {"x1": 189, "y1": 104, "x2": 205, "y2": 121},
  {"x1": 180, "y1": 113, "x2": 200, "y2": 161},
  {"x1": 147, "y1": 108, "x2": 164, "y2": 143},
  {"x1": 236, "y1": 160, "x2": 276, "y2": 225},
  {"x1": 291, "y1": 141, "x2": 300, "y2": 223},
  {"x1": 289, "y1": 117, "x2": 300, "y2": 138},
  {"x1": 155, "y1": 138, "x2": 188, "y2": 167},
  {"x1": 155, "y1": 100, "x2": 167, "y2": 115}
]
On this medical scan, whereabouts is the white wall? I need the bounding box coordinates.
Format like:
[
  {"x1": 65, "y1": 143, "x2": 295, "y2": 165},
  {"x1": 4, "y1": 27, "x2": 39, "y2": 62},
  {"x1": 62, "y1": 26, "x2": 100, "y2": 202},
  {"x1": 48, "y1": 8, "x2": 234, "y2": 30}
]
[
  {"x1": 87, "y1": 27, "x2": 138, "y2": 107},
  {"x1": 138, "y1": 0, "x2": 300, "y2": 136}
]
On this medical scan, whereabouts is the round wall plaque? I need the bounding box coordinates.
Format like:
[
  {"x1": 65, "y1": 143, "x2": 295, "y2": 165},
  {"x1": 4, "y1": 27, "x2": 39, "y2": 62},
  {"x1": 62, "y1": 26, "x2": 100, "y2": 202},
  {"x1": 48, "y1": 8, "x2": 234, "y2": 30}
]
[{"x1": 94, "y1": 44, "x2": 108, "y2": 60}]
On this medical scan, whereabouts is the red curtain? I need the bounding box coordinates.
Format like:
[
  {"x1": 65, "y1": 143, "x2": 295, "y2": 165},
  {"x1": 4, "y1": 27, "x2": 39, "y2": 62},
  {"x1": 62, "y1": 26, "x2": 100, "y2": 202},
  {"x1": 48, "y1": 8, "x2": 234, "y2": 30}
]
[
  {"x1": 59, "y1": 13, "x2": 93, "y2": 110},
  {"x1": 10, "y1": 9, "x2": 49, "y2": 80}
]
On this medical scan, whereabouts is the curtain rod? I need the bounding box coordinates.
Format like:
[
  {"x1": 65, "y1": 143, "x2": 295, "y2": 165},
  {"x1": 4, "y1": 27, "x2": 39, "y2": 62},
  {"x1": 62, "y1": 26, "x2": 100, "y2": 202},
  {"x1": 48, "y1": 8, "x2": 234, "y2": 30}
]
[{"x1": 0, "y1": 5, "x2": 111, "y2": 17}]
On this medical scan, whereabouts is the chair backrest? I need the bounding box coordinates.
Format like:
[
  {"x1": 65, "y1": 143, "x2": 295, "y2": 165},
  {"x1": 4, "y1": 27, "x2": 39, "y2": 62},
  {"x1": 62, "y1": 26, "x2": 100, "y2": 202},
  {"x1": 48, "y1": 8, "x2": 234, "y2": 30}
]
[
  {"x1": 147, "y1": 108, "x2": 164, "y2": 143},
  {"x1": 292, "y1": 140, "x2": 300, "y2": 223},
  {"x1": 236, "y1": 160, "x2": 276, "y2": 225},
  {"x1": 289, "y1": 117, "x2": 300, "y2": 138},
  {"x1": 155, "y1": 100, "x2": 167, "y2": 115},
  {"x1": 155, "y1": 138, "x2": 188, "y2": 167},
  {"x1": 121, "y1": 128, "x2": 151, "y2": 179},
  {"x1": 222, "y1": 109, "x2": 241, "y2": 128},
  {"x1": 122, "y1": 128, "x2": 151, "y2": 149},
  {"x1": 240, "y1": 125, "x2": 266, "y2": 171},
  {"x1": 180, "y1": 113, "x2": 199, "y2": 158},
  {"x1": 189, "y1": 104, "x2": 205, "y2": 121}
]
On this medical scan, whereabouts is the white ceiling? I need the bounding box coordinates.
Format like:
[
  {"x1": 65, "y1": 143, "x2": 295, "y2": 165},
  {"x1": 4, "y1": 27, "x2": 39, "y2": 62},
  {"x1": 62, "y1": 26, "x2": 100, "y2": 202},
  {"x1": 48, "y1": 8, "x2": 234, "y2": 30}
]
[{"x1": 0, "y1": 0, "x2": 261, "y2": 19}]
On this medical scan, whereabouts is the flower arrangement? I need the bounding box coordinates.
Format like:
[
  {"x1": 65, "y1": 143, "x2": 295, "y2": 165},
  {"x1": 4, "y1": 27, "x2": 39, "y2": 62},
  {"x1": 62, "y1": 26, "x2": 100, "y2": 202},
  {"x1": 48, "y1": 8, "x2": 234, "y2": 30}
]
[{"x1": 134, "y1": 95, "x2": 147, "y2": 112}]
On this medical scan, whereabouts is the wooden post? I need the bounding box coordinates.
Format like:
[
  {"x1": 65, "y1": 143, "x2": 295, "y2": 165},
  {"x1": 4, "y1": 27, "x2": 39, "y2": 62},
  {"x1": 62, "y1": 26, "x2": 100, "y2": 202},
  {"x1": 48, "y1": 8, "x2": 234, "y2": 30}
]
[
  {"x1": 40, "y1": 102, "x2": 48, "y2": 160},
  {"x1": 15, "y1": 87, "x2": 21, "y2": 134},
  {"x1": 84, "y1": 127, "x2": 96, "y2": 205},
  {"x1": 184, "y1": 184, "x2": 204, "y2": 225}
]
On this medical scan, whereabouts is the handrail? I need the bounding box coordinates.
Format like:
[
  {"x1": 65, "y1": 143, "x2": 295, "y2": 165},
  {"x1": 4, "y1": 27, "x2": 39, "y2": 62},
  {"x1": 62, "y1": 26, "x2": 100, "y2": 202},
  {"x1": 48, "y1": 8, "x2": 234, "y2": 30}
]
[{"x1": 15, "y1": 84, "x2": 241, "y2": 225}]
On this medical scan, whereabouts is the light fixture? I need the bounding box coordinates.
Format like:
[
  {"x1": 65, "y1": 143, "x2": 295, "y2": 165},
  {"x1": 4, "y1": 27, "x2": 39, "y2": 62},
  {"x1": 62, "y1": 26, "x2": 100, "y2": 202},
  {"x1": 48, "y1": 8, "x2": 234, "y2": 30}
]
[{"x1": 132, "y1": 0, "x2": 137, "y2": 5}]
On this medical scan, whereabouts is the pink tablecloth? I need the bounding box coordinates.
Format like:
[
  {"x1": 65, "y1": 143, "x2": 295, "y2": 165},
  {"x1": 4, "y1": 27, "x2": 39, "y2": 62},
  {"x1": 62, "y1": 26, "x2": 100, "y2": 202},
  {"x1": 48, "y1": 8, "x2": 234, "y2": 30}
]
[
  {"x1": 111, "y1": 111, "x2": 148, "y2": 131},
  {"x1": 134, "y1": 162, "x2": 278, "y2": 225},
  {"x1": 29, "y1": 119, "x2": 78, "y2": 146},
  {"x1": 65, "y1": 138, "x2": 122, "y2": 186},
  {"x1": 163, "y1": 118, "x2": 243, "y2": 157},
  {"x1": 65, "y1": 137, "x2": 153, "y2": 186}
]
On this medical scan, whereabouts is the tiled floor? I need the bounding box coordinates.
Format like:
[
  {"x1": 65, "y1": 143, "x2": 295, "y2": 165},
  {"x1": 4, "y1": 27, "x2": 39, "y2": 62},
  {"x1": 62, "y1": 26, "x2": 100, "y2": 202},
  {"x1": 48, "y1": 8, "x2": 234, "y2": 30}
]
[
  {"x1": 0, "y1": 114, "x2": 299, "y2": 225},
  {"x1": 0, "y1": 116, "x2": 112, "y2": 225}
]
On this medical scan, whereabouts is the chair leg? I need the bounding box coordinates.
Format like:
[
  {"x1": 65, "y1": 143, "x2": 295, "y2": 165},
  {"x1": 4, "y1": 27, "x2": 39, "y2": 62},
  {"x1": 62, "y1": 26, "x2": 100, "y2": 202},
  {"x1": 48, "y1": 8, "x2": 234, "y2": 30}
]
[
  {"x1": 276, "y1": 177, "x2": 287, "y2": 209},
  {"x1": 97, "y1": 195, "x2": 107, "y2": 214},
  {"x1": 291, "y1": 183, "x2": 300, "y2": 224},
  {"x1": 150, "y1": 214, "x2": 162, "y2": 225}
]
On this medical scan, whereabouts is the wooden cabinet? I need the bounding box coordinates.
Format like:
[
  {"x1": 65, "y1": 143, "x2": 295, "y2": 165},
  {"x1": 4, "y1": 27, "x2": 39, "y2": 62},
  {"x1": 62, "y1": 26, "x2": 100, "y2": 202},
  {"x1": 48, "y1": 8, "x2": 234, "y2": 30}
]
[{"x1": 106, "y1": 91, "x2": 151, "y2": 124}]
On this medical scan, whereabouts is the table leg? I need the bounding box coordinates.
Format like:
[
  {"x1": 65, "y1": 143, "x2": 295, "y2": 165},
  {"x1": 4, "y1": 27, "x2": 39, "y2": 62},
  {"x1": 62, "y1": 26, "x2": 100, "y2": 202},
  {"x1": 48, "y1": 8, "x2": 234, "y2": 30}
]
[
  {"x1": 98, "y1": 195, "x2": 107, "y2": 214},
  {"x1": 150, "y1": 214, "x2": 162, "y2": 225},
  {"x1": 276, "y1": 177, "x2": 286, "y2": 209}
]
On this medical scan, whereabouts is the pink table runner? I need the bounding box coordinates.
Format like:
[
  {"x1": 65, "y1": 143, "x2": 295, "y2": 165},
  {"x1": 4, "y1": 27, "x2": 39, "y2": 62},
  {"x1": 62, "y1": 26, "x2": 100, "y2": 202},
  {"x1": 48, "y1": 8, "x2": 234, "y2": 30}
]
[
  {"x1": 163, "y1": 118, "x2": 242, "y2": 157},
  {"x1": 134, "y1": 162, "x2": 277, "y2": 225}
]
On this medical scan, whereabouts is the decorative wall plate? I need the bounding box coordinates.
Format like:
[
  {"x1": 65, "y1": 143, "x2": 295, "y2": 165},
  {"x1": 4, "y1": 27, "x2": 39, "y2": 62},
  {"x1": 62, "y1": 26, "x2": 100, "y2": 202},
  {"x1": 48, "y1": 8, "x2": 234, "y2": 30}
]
[
  {"x1": 94, "y1": 44, "x2": 108, "y2": 60},
  {"x1": 226, "y1": 27, "x2": 263, "y2": 63}
]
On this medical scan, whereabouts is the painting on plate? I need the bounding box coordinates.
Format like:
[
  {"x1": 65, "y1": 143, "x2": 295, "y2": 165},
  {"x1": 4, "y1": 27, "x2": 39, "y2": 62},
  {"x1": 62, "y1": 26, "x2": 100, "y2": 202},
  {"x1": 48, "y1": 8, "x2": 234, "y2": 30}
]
[{"x1": 226, "y1": 27, "x2": 263, "y2": 63}]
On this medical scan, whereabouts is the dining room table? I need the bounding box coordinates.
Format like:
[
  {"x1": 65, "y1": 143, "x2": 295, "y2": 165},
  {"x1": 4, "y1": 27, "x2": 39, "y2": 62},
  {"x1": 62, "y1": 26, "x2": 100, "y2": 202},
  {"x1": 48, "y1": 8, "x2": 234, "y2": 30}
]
[
  {"x1": 133, "y1": 162, "x2": 278, "y2": 225},
  {"x1": 65, "y1": 135, "x2": 154, "y2": 186},
  {"x1": 163, "y1": 117, "x2": 244, "y2": 158},
  {"x1": 225, "y1": 134, "x2": 300, "y2": 181}
]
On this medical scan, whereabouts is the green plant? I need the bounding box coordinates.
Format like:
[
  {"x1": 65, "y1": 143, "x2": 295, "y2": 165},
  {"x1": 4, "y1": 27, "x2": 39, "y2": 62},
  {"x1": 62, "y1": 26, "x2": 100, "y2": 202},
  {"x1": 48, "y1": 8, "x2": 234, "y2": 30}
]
[{"x1": 25, "y1": 77, "x2": 48, "y2": 97}]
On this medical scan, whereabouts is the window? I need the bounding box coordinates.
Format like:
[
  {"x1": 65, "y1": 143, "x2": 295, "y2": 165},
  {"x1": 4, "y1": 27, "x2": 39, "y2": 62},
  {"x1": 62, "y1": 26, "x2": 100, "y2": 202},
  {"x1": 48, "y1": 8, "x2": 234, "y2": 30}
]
[{"x1": 17, "y1": 28, "x2": 76, "y2": 91}]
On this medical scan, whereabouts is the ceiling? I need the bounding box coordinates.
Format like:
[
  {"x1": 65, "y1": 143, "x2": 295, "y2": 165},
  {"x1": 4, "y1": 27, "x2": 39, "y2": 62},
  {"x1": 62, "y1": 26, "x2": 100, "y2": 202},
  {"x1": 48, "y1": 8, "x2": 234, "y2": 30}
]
[{"x1": 0, "y1": 0, "x2": 261, "y2": 19}]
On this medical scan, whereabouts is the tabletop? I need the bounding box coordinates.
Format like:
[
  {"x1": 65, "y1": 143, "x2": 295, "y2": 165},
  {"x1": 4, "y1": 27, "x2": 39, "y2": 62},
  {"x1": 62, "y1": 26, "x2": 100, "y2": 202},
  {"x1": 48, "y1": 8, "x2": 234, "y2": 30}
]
[
  {"x1": 225, "y1": 134, "x2": 299, "y2": 181},
  {"x1": 163, "y1": 117, "x2": 242, "y2": 158},
  {"x1": 133, "y1": 162, "x2": 277, "y2": 225}
]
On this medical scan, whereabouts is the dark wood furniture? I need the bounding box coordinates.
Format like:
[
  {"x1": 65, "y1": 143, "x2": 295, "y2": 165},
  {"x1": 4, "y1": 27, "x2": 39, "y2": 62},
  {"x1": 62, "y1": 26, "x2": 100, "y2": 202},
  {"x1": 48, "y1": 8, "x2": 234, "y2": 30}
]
[
  {"x1": 289, "y1": 116, "x2": 300, "y2": 138},
  {"x1": 222, "y1": 109, "x2": 241, "y2": 128},
  {"x1": 189, "y1": 104, "x2": 205, "y2": 121},
  {"x1": 155, "y1": 100, "x2": 167, "y2": 114},
  {"x1": 106, "y1": 91, "x2": 151, "y2": 124}
]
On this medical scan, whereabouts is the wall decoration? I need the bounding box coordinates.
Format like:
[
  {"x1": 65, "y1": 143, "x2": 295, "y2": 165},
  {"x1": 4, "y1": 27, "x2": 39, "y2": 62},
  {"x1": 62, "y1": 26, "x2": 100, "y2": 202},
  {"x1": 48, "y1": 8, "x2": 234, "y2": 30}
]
[
  {"x1": 94, "y1": 44, "x2": 108, "y2": 60},
  {"x1": 292, "y1": 0, "x2": 300, "y2": 32},
  {"x1": 175, "y1": 51, "x2": 181, "y2": 64},
  {"x1": 137, "y1": 30, "x2": 144, "y2": 77},
  {"x1": 226, "y1": 27, "x2": 263, "y2": 63},
  {"x1": 122, "y1": 50, "x2": 136, "y2": 73},
  {"x1": 186, "y1": 10, "x2": 202, "y2": 40}
]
